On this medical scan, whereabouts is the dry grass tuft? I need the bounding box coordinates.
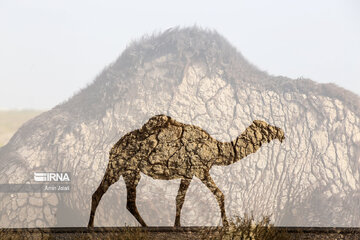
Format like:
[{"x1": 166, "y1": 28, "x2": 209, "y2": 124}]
[{"x1": 200, "y1": 215, "x2": 289, "y2": 240}]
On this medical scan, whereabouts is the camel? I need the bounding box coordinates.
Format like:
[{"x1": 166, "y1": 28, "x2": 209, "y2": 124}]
[{"x1": 88, "y1": 114, "x2": 285, "y2": 227}]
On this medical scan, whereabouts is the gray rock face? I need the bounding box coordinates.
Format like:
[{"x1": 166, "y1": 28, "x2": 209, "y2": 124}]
[{"x1": 0, "y1": 27, "x2": 359, "y2": 227}]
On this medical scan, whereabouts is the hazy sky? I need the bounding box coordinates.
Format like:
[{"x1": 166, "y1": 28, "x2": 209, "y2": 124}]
[{"x1": 0, "y1": 0, "x2": 359, "y2": 110}]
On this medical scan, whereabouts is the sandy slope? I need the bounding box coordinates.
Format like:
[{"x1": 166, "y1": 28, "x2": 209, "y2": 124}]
[{"x1": 0, "y1": 110, "x2": 43, "y2": 147}]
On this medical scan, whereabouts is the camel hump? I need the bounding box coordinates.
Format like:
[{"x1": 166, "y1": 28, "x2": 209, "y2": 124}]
[
  {"x1": 141, "y1": 114, "x2": 171, "y2": 132},
  {"x1": 252, "y1": 120, "x2": 269, "y2": 128},
  {"x1": 151, "y1": 114, "x2": 169, "y2": 121}
]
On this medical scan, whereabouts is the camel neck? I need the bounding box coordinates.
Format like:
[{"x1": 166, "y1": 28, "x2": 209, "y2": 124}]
[
  {"x1": 214, "y1": 124, "x2": 272, "y2": 166},
  {"x1": 214, "y1": 141, "x2": 236, "y2": 166}
]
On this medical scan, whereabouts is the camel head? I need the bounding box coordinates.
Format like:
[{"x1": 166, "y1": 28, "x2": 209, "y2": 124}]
[{"x1": 252, "y1": 120, "x2": 285, "y2": 143}]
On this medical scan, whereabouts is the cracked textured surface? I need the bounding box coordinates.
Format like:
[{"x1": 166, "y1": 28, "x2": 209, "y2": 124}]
[
  {"x1": 0, "y1": 27, "x2": 359, "y2": 227},
  {"x1": 87, "y1": 115, "x2": 284, "y2": 227}
]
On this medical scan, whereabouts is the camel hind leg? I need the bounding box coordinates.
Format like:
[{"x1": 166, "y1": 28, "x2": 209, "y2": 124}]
[
  {"x1": 88, "y1": 167, "x2": 121, "y2": 227},
  {"x1": 123, "y1": 171, "x2": 147, "y2": 226}
]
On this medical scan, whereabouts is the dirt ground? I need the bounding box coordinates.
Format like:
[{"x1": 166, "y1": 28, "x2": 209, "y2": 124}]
[{"x1": 0, "y1": 227, "x2": 359, "y2": 240}]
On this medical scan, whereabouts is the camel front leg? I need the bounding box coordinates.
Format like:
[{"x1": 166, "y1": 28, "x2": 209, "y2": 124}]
[
  {"x1": 174, "y1": 178, "x2": 192, "y2": 227},
  {"x1": 199, "y1": 172, "x2": 228, "y2": 227}
]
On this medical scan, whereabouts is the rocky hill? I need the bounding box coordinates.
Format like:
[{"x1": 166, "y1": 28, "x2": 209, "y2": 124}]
[{"x1": 0, "y1": 27, "x2": 359, "y2": 228}]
